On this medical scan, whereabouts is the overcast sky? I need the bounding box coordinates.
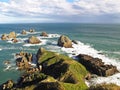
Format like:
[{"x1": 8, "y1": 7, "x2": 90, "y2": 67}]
[{"x1": 0, "y1": 0, "x2": 120, "y2": 23}]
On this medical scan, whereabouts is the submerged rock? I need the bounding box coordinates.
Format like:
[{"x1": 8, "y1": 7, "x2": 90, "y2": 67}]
[
  {"x1": 57, "y1": 35, "x2": 72, "y2": 48},
  {"x1": 28, "y1": 36, "x2": 41, "y2": 44},
  {"x1": 40, "y1": 32, "x2": 48, "y2": 37},
  {"x1": 77, "y1": 54, "x2": 119, "y2": 76}
]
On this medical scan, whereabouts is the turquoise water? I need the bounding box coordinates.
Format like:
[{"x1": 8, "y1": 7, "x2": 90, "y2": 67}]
[{"x1": 0, "y1": 23, "x2": 120, "y2": 84}]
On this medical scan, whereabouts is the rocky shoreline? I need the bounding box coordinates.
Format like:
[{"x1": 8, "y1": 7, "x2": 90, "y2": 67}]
[{"x1": 0, "y1": 30, "x2": 120, "y2": 90}]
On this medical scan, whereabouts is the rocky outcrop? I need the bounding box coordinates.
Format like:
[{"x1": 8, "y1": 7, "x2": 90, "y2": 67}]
[
  {"x1": 57, "y1": 35, "x2": 72, "y2": 48},
  {"x1": 0, "y1": 80, "x2": 14, "y2": 90},
  {"x1": 40, "y1": 32, "x2": 48, "y2": 37},
  {"x1": 36, "y1": 47, "x2": 46, "y2": 60},
  {"x1": 0, "y1": 49, "x2": 88, "y2": 90},
  {"x1": 16, "y1": 51, "x2": 33, "y2": 70},
  {"x1": 21, "y1": 30, "x2": 27, "y2": 34},
  {"x1": 77, "y1": 54, "x2": 119, "y2": 76},
  {"x1": 7, "y1": 32, "x2": 16, "y2": 39},
  {"x1": 29, "y1": 29, "x2": 35, "y2": 33},
  {"x1": 1, "y1": 32, "x2": 16, "y2": 40},
  {"x1": 28, "y1": 36, "x2": 41, "y2": 44}
]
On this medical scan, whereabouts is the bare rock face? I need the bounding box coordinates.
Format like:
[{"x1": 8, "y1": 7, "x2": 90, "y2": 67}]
[
  {"x1": 77, "y1": 54, "x2": 119, "y2": 76},
  {"x1": 36, "y1": 47, "x2": 46, "y2": 60},
  {"x1": 40, "y1": 32, "x2": 48, "y2": 37},
  {"x1": 21, "y1": 30, "x2": 27, "y2": 34},
  {"x1": 28, "y1": 36, "x2": 41, "y2": 44},
  {"x1": 8, "y1": 32, "x2": 16, "y2": 39},
  {"x1": 57, "y1": 35, "x2": 72, "y2": 48}
]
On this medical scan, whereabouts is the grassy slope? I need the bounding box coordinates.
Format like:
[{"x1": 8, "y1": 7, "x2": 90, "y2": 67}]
[{"x1": 38, "y1": 50, "x2": 88, "y2": 90}]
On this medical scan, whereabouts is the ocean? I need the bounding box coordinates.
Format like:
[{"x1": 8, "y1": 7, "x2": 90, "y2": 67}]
[{"x1": 0, "y1": 23, "x2": 120, "y2": 85}]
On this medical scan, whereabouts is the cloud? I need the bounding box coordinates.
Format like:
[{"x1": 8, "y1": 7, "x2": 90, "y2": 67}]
[{"x1": 0, "y1": 0, "x2": 120, "y2": 23}]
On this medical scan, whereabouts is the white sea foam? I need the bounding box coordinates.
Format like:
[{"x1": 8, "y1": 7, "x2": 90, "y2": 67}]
[
  {"x1": 17, "y1": 31, "x2": 41, "y2": 36},
  {"x1": 23, "y1": 39, "x2": 47, "y2": 47},
  {"x1": 61, "y1": 41, "x2": 120, "y2": 86},
  {"x1": 38, "y1": 33, "x2": 60, "y2": 39}
]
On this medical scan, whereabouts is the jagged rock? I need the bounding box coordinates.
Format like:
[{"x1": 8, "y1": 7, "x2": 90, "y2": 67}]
[
  {"x1": 40, "y1": 32, "x2": 48, "y2": 37},
  {"x1": 77, "y1": 54, "x2": 119, "y2": 76},
  {"x1": 0, "y1": 80, "x2": 14, "y2": 90},
  {"x1": 21, "y1": 30, "x2": 27, "y2": 34},
  {"x1": 36, "y1": 47, "x2": 46, "y2": 60},
  {"x1": 57, "y1": 35, "x2": 72, "y2": 48},
  {"x1": 28, "y1": 36, "x2": 41, "y2": 44},
  {"x1": 29, "y1": 29, "x2": 35, "y2": 33}
]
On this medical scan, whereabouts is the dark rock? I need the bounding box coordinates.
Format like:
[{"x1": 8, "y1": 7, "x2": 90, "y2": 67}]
[
  {"x1": 40, "y1": 32, "x2": 48, "y2": 37},
  {"x1": 57, "y1": 35, "x2": 72, "y2": 48},
  {"x1": 77, "y1": 54, "x2": 119, "y2": 76},
  {"x1": 0, "y1": 80, "x2": 14, "y2": 90},
  {"x1": 72, "y1": 40, "x2": 78, "y2": 44},
  {"x1": 35, "y1": 82, "x2": 64, "y2": 90},
  {"x1": 28, "y1": 36, "x2": 41, "y2": 44},
  {"x1": 12, "y1": 38, "x2": 18, "y2": 43}
]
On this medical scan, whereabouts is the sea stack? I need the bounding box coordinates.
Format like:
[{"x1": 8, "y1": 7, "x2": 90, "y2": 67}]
[
  {"x1": 28, "y1": 36, "x2": 41, "y2": 44},
  {"x1": 57, "y1": 35, "x2": 72, "y2": 48},
  {"x1": 40, "y1": 32, "x2": 48, "y2": 37}
]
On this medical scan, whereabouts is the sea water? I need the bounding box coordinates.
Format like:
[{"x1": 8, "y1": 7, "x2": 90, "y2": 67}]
[{"x1": 0, "y1": 23, "x2": 120, "y2": 86}]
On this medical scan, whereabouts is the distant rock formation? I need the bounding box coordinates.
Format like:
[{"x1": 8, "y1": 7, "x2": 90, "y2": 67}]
[
  {"x1": 77, "y1": 54, "x2": 119, "y2": 76},
  {"x1": 57, "y1": 35, "x2": 72, "y2": 48},
  {"x1": 28, "y1": 36, "x2": 41, "y2": 44},
  {"x1": 16, "y1": 51, "x2": 33, "y2": 70},
  {"x1": 21, "y1": 30, "x2": 27, "y2": 35},
  {"x1": 40, "y1": 32, "x2": 48, "y2": 37},
  {"x1": 1, "y1": 31, "x2": 17, "y2": 40},
  {"x1": 29, "y1": 29, "x2": 35, "y2": 33}
]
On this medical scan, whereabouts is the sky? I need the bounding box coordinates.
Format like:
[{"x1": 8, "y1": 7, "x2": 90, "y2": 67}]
[{"x1": 0, "y1": 0, "x2": 120, "y2": 23}]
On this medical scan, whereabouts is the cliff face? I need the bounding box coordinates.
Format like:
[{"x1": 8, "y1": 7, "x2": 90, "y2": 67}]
[{"x1": 0, "y1": 48, "x2": 88, "y2": 90}]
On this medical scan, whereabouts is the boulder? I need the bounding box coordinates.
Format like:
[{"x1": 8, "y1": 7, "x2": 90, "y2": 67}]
[
  {"x1": 21, "y1": 30, "x2": 27, "y2": 34},
  {"x1": 57, "y1": 35, "x2": 72, "y2": 48},
  {"x1": 77, "y1": 54, "x2": 119, "y2": 76},
  {"x1": 28, "y1": 36, "x2": 41, "y2": 44},
  {"x1": 40, "y1": 32, "x2": 48, "y2": 37},
  {"x1": 1, "y1": 80, "x2": 14, "y2": 90},
  {"x1": 8, "y1": 31, "x2": 16, "y2": 39},
  {"x1": 1, "y1": 32, "x2": 17, "y2": 40},
  {"x1": 1, "y1": 34, "x2": 7, "y2": 40},
  {"x1": 29, "y1": 29, "x2": 35, "y2": 33},
  {"x1": 12, "y1": 38, "x2": 18, "y2": 43}
]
